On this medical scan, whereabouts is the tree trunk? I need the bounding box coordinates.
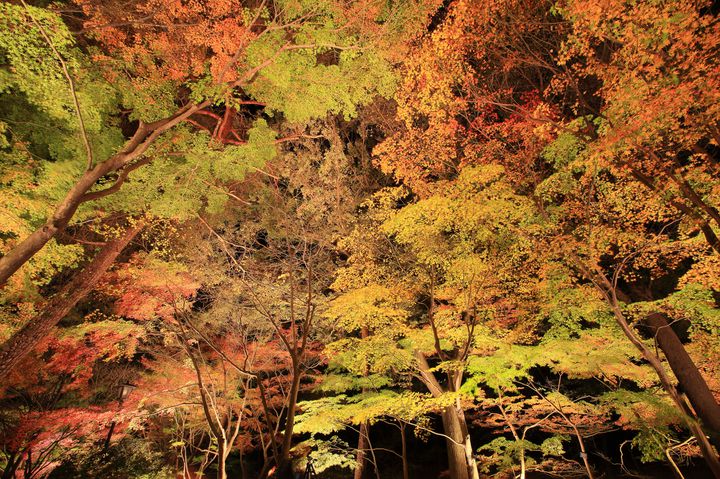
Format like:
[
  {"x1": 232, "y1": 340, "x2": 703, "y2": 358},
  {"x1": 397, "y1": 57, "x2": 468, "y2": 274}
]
[
  {"x1": 441, "y1": 406, "x2": 470, "y2": 479},
  {"x1": 607, "y1": 299, "x2": 720, "y2": 476},
  {"x1": 354, "y1": 421, "x2": 370, "y2": 479},
  {"x1": 355, "y1": 326, "x2": 372, "y2": 479},
  {"x1": 0, "y1": 452, "x2": 21, "y2": 479},
  {"x1": 400, "y1": 421, "x2": 409, "y2": 479},
  {"x1": 644, "y1": 312, "x2": 720, "y2": 450},
  {"x1": 240, "y1": 449, "x2": 247, "y2": 479},
  {"x1": 564, "y1": 254, "x2": 720, "y2": 477},
  {"x1": 0, "y1": 221, "x2": 144, "y2": 377},
  {"x1": 278, "y1": 362, "x2": 302, "y2": 478},
  {"x1": 456, "y1": 404, "x2": 480, "y2": 479},
  {"x1": 0, "y1": 101, "x2": 206, "y2": 288},
  {"x1": 415, "y1": 350, "x2": 477, "y2": 479},
  {"x1": 217, "y1": 443, "x2": 227, "y2": 479}
]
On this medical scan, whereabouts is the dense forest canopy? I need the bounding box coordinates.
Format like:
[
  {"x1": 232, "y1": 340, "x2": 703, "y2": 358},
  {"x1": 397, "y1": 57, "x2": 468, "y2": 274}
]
[{"x1": 0, "y1": 0, "x2": 719, "y2": 478}]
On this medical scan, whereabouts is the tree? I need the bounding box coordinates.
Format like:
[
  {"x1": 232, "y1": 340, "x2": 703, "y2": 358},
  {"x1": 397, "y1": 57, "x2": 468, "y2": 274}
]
[
  {"x1": 0, "y1": 218, "x2": 145, "y2": 377},
  {"x1": 371, "y1": 0, "x2": 720, "y2": 474},
  {"x1": 0, "y1": 0, "x2": 424, "y2": 287},
  {"x1": 2, "y1": 0, "x2": 719, "y2": 476}
]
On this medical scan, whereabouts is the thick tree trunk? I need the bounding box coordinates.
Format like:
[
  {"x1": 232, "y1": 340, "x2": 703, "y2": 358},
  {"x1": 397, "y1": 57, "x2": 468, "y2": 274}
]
[
  {"x1": 415, "y1": 350, "x2": 478, "y2": 479},
  {"x1": 565, "y1": 254, "x2": 720, "y2": 477},
  {"x1": 606, "y1": 297, "x2": 720, "y2": 476},
  {"x1": 354, "y1": 421, "x2": 370, "y2": 479},
  {"x1": 644, "y1": 312, "x2": 720, "y2": 450},
  {"x1": 441, "y1": 406, "x2": 470, "y2": 479},
  {"x1": 0, "y1": 221, "x2": 144, "y2": 377}
]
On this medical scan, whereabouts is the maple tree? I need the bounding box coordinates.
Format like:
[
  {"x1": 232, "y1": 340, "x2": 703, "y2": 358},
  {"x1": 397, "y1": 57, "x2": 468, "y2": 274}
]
[
  {"x1": 0, "y1": 0, "x2": 427, "y2": 287},
  {"x1": 366, "y1": 0, "x2": 720, "y2": 477},
  {"x1": 1, "y1": 0, "x2": 720, "y2": 478}
]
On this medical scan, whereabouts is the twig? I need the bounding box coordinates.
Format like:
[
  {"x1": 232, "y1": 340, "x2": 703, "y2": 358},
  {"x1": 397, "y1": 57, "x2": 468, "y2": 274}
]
[{"x1": 20, "y1": 0, "x2": 94, "y2": 170}]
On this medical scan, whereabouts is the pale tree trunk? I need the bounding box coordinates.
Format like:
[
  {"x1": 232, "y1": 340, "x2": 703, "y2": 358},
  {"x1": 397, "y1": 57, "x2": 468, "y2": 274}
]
[
  {"x1": 441, "y1": 406, "x2": 470, "y2": 479},
  {"x1": 415, "y1": 351, "x2": 478, "y2": 479},
  {"x1": 355, "y1": 326, "x2": 372, "y2": 479},
  {"x1": 217, "y1": 443, "x2": 227, "y2": 479},
  {"x1": 455, "y1": 402, "x2": 480, "y2": 479},
  {"x1": 180, "y1": 326, "x2": 228, "y2": 479},
  {"x1": 0, "y1": 220, "x2": 144, "y2": 377}
]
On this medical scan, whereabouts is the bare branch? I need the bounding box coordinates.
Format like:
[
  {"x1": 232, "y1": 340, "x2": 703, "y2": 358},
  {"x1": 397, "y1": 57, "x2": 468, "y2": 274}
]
[{"x1": 20, "y1": 0, "x2": 94, "y2": 171}]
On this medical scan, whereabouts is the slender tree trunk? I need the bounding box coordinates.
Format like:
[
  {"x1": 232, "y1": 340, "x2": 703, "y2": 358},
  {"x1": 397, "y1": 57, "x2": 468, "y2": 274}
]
[
  {"x1": 217, "y1": 443, "x2": 227, "y2": 479},
  {"x1": 355, "y1": 326, "x2": 372, "y2": 479},
  {"x1": 365, "y1": 432, "x2": 381, "y2": 479},
  {"x1": 0, "y1": 220, "x2": 144, "y2": 377},
  {"x1": 354, "y1": 421, "x2": 370, "y2": 479},
  {"x1": 278, "y1": 361, "x2": 302, "y2": 478},
  {"x1": 400, "y1": 421, "x2": 409, "y2": 479},
  {"x1": 240, "y1": 449, "x2": 246, "y2": 479},
  {"x1": 644, "y1": 312, "x2": 720, "y2": 450},
  {"x1": 498, "y1": 402, "x2": 525, "y2": 479}
]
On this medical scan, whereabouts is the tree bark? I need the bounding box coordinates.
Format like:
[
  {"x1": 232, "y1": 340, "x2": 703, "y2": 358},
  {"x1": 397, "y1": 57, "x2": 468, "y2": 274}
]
[
  {"x1": 564, "y1": 254, "x2": 720, "y2": 477},
  {"x1": 354, "y1": 421, "x2": 370, "y2": 479},
  {"x1": 414, "y1": 350, "x2": 478, "y2": 479},
  {"x1": 0, "y1": 220, "x2": 144, "y2": 378},
  {"x1": 0, "y1": 102, "x2": 206, "y2": 288},
  {"x1": 644, "y1": 312, "x2": 720, "y2": 450},
  {"x1": 355, "y1": 326, "x2": 372, "y2": 479},
  {"x1": 277, "y1": 361, "x2": 302, "y2": 478},
  {"x1": 456, "y1": 403, "x2": 480, "y2": 479},
  {"x1": 441, "y1": 406, "x2": 470, "y2": 479},
  {"x1": 400, "y1": 421, "x2": 409, "y2": 479},
  {"x1": 217, "y1": 443, "x2": 227, "y2": 479}
]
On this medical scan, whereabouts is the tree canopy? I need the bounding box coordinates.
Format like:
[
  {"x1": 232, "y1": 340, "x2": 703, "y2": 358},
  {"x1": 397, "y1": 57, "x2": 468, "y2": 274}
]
[{"x1": 1, "y1": 1, "x2": 719, "y2": 478}]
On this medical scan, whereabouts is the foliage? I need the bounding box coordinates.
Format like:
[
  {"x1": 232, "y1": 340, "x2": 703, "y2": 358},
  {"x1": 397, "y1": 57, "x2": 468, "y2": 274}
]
[{"x1": 1, "y1": 0, "x2": 719, "y2": 477}]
